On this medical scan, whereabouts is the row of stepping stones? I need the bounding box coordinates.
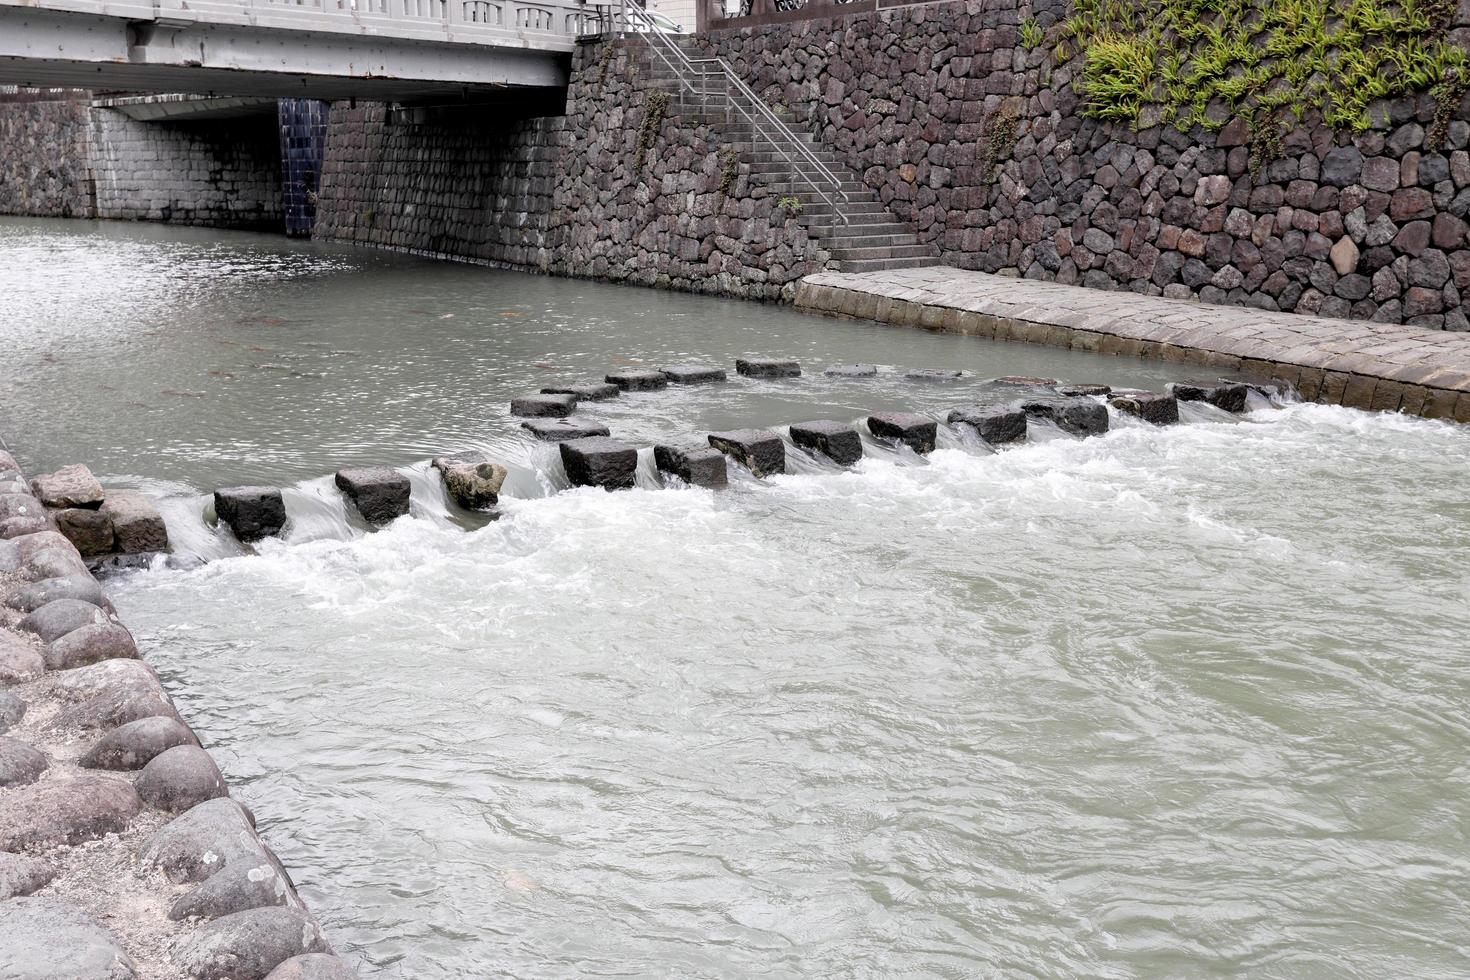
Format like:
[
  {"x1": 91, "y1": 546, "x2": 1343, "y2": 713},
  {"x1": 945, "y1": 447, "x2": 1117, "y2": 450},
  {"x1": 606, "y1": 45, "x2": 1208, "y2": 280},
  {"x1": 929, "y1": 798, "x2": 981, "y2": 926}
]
[{"x1": 0, "y1": 449, "x2": 354, "y2": 979}]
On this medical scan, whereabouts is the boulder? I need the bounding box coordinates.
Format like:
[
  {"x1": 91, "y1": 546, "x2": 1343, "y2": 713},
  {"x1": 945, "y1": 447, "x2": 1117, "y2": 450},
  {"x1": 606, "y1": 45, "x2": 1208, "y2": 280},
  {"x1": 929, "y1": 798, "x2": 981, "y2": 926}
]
[
  {"x1": 707, "y1": 429, "x2": 786, "y2": 477},
  {"x1": 82, "y1": 716, "x2": 199, "y2": 771},
  {"x1": 734, "y1": 357, "x2": 801, "y2": 378},
  {"x1": 866, "y1": 412, "x2": 939, "y2": 454},
  {"x1": 559, "y1": 438, "x2": 639, "y2": 490},
  {"x1": 0, "y1": 450, "x2": 18, "y2": 478},
  {"x1": 0, "y1": 737, "x2": 47, "y2": 787},
  {"x1": 54, "y1": 508, "x2": 115, "y2": 557},
  {"x1": 906, "y1": 368, "x2": 963, "y2": 382},
  {"x1": 1110, "y1": 391, "x2": 1180, "y2": 424},
  {"x1": 0, "y1": 494, "x2": 42, "y2": 524},
  {"x1": 0, "y1": 635, "x2": 44, "y2": 687},
  {"x1": 995, "y1": 375, "x2": 1060, "y2": 387},
  {"x1": 0, "y1": 897, "x2": 138, "y2": 979},
  {"x1": 509, "y1": 393, "x2": 575, "y2": 418},
  {"x1": 264, "y1": 954, "x2": 359, "y2": 980},
  {"x1": 0, "y1": 512, "x2": 50, "y2": 539},
  {"x1": 660, "y1": 364, "x2": 727, "y2": 384},
  {"x1": 430, "y1": 456, "x2": 507, "y2": 511},
  {"x1": 1171, "y1": 382, "x2": 1249, "y2": 413},
  {"x1": 17, "y1": 597, "x2": 112, "y2": 643},
  {"x1": 4, "y1": 574, "x2": 106, "y2": 612},
  {"x1": 541, "y1": 382, "x2": 618, "y2": 401},
  {"x1": 30, "y1": 464, "x2": 104, "y2": 510},
  {"x1": 0, "y1": 775, "x2": 142, "y2": 849},
  {"x1": 54, "y1": 678, "x2": 181, "y2": 732},
  {"x1": 136, "y1": 745, "x2": 229, "y2": 813},
  {"x1": 0, "y1": 539, "x2": 18, "y2": 573},
  {"x1": 214, "y1": 488, "x2": 287, "y2": 542},
  {"x1": 333, "y1": 467, "x2": 410, "y2": 525},
  {"x1": 652, "y1": 444, "x2": 729, "y2": 488},
  {"x1": 823, "y1": 363, "x2": 878, "y2": 377},
  {"x1": 45, "y1": 622, "x2": 138, "y2": 671},
  {"x1": 48, "y1": 658, "x2": 159, "y2": 701},
  {"x1": 0, "y1": 853, "x2": 56, "y2": 899},
  {"x1": 100, "y1": 491, "x2": 169, "y2": 554},
  {"x1": 21, "y1": 544, "x2": 90, "y2": 581},
  {"x1": 947, "y1": 406, "x2": 1028, "y2": 444},
  {"x1": 138, "y1": 798, "x2": 268, "y2": 884},
  {"x1": 170, "y1": 856, "x2": 301, "y2": 922},
  {"x1": 604, "y1": 370, "x2": 667, "y2": 391},
  {"x1": 0, "y1": 691, "x2": 24, "y2": 733},
  {"x1": 1058, "y1": 384, "x2": 1112, "y2": 397},
  {"x1": 1020, "y1": 399, "x2": 1110, "y2": 436},
  {"x1": 13, "y1": 529, "x2": 81, "y2": 561},
  {"x1": 173, "y1": 907, "x2": 330, "y2": 980},
  {"x1": 788, "y1": 421, "x2": 864, "y2": 466}
]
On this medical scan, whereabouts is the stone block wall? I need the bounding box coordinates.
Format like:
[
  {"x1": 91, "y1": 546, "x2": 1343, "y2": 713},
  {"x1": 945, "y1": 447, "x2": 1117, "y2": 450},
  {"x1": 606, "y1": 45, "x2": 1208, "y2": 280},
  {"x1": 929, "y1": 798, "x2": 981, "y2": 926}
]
[{"x1": 0, "y1": 93, "x2": 96, "y2": 219}]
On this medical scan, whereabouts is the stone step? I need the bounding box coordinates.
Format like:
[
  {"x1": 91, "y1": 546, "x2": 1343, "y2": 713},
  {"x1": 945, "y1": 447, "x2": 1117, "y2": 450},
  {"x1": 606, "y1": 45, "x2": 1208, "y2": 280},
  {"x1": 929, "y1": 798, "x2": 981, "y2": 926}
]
[
  {"x1": 799, "y1": 203, "x2": 895, "y2": 219},
  {"x1": 814, "y1": 232, "x2": 919, "y2": 248},
  {"x1": 800, "y1": 216, "x2": 912, "y2": 233},
  {"x1": 831, "y1": 255, "x2": 938, "y2": 273},
  {"x1": 827, "y1": 244, "x2": 937, "y2": 260}
]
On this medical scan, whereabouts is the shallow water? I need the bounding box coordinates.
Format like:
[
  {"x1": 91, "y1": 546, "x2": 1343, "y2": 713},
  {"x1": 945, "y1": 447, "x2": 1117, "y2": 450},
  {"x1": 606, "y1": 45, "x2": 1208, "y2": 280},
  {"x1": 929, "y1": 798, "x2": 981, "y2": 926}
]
[{"x1": 6, "y1": 218, "x2": 1470, "y2": 978}]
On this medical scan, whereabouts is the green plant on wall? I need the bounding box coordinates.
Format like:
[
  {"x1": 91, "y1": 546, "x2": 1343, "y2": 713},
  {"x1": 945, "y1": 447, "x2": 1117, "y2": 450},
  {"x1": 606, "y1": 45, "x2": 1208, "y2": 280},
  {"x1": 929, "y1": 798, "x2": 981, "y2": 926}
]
[
  {"x1": 979, "y1": 100, "x2": 1022, "y2": 183},
  {"x1": 635, "y1": 91, "x2": 671, "y2": 169},
  {"x1": 717, "y1": 147, "x2": 741, "y2": 199},
  {"x1": 1020, "y1": 17, "x2": 1046, "y2": 49},
  {"x1": 776, "y1": 195, "x2": 805, "y2": 216}
]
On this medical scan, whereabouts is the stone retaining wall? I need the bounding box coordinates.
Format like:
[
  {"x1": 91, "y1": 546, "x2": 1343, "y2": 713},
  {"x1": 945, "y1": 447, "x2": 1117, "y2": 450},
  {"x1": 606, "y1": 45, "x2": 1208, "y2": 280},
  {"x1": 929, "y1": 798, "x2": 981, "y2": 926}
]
[{"x1": 0, "y1": 95, "x2": 96, "y2": 219}]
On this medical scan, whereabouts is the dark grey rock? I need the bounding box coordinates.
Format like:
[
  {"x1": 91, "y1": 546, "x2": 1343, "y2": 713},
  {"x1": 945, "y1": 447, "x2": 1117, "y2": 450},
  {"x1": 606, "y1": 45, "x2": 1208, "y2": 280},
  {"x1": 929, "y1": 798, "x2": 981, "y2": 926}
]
[
  {"x1": 0, "y1": 634, "x2": 44, "y2": 687},
  {"x1": 947, "y1": 406, "x2": 1028, "y2": 444},
  {"x1": 823, "y1": 363, "x2": 878, "y2": 377},
  {"x1": 334, "y1": 467, "x2": 410, "y2": 525},
  {"x1": 789, "y1": 421, "x2": 864, "y2": 466},
  {"x1": 173, "y1": 907, "x2": 330, "y2": 980},
  {"x1": 521, "y1": 419, "x2": 612, "y2": 442},
  {"x1": 995, "y1": 375, "x2": 1060, "y2": 387},
  {"x1": 31, "y1": 464, "x2": 105, "y2": 510},
  {"x1": 1058, "y1": 384, "x2": 1112, "y2": 397},
  {"x1": 45, "y1": 622, "x2": 139, "y2": 671},
  {"x1": 214, "y1": 488, "x2": 286, "y2": 543},
  {"x1": 0, "y1": 691, "x2": 24, "y2": 733},
  {"x1": 4, "y1": 574, "x2": 106, "y2": 612},
  {"x1": 0, "y1": 853, "x2": 56, "y2": 899},
  {"x1": 0, "y1": 737, "x2": 46, "y2": 787},
  {"x1": 660, "y1": 364, "x2": 727, "y2": 384},
  {"x1": 542, "y1": 382, "x2": 618, "y2": 401},
  {"x1": 136, "y1": 745, "x2": 229, "y2": 813},
  {"x1": 0, "y1": 775, "x2": 142, "y2": 849},
  {"x1": 866, "y1": 412, "x2": 939, "y2": 454},
  {"x1": 1021, "y1": 398, "x2": 1110, "y2": 436},
  {"x1": 905, "y1": 368, "x2": 963, "y2": 382},
  {"x1": 18, "y1": 597, "x2": 112, "y2": 643},
  {"x1": 1171, "y1": 382, "x2": 1249, "y2": 412},
  {"x1": 87, "y1": 553, "x2": 161, "y2": 578},
  {"x1": 82, "y1": 716, "x2": 199, "y2": 771},
  {"x1": 1110, "y1": 391, "x2": 1181, "y2": 424},
  {"x1": 54, "y1": 508, "x2": 114, "y2": 557},
  {"x1": 510, "y1": 393, "x2": 576, "y2": 418},
  {"x1": 735, "y1": 357, "x2": 801, "y2": 378},
  {"x1": 100, "y1": 491, "x2": 169, "y2": 554},
  {"x1": 652, "y1": 445, "x2": 728, "y2": 488},
  {"x1": 0, "y1": 897, "x2": 138, "y2": 978},
  {"x1": 560, "y1": 438, "x2": 639, "y2": 490},
  {"x1": 431, "y1": 456, "x2": 506, "y2": 511},
  {"x1": 1320, "y1": 146, "x2": 1364, "y2": 187},
  {"x1": 170, "y1": 855, "x2": 301, "y2": 922},
  {"x1": 138, "y1": 798, "x2": 267, "y2": 884},
  {"x1": 707, "y1": 429, "x2": 786, "y2": 477},
  {"x1": 604, "y1": 370, "x2": 668, "y2": 391},
  {"x1": 264, "y1": 954, "x2": 359, "y2": 980}
]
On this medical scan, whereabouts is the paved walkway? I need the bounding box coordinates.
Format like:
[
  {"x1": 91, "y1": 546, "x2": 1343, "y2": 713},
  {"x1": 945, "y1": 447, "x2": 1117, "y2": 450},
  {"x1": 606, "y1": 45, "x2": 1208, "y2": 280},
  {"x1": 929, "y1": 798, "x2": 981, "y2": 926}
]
[{"x1": 795, "y1": 266, "x2": 1470, "y2": 421}]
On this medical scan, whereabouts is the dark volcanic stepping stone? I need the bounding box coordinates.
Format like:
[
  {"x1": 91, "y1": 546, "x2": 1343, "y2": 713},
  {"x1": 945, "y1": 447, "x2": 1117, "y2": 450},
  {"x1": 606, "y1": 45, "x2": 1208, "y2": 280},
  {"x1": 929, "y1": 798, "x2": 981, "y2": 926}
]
[
  {"x1": 789, "y1": 421, "x2": 864, "y2": 466},
  {"x1": 560, "y1": 437, "x2": 639, "y2": 490},
  {"x1": 510, "y1": 392, "x2": 576, "y2": 418},
  {"x1": 431, "y1": 454, "x2": 507, "y2": 511},
  {"x1": 947, "y1": 406, "x2": 1028, "y2": 444},
  {"x1": 735, "y1": 357, "x2": 801, "y2": 378},
  {"x1": 522, "y1": 419, "x2": 612, "y2": 442},
  {"x1": 0, "y1": 853, "x2": 56, "y2": 899},
  {"x1": 136, "y1": 745, "x2": 229, "y2": 813},
  {"x1": 867, "y1": 412, "x2": 939, "y2": 454},
  {"x1": 101, "y1": 490, "x2": 170, "y2": 554},
  {"x1": 0, "y1": 775, "x2": 142, "y2": 849},
  {"x1": 54, "y1": 508, "x2": 114, "y2": 558},
  {"x1": 334, "y1": 466, "x2": 410, "y2": 525},
  {"x1": 653, "y1": 445, "x2": 728, "y2": 488},
  {"x1": 1021, "y1": 399, "x2": 1110, "y2": 436},
  {"x1": 543, "y1": 382, "x2": 618, "y2": 401},
  {"x1": 1110, "y1": 391, "x2": 1180, "y2": 424},
  {"x1": 45, "y1": 622, "x2": 139, "y2": 671},
  {"x1": 4, "y1": 574, "x2": 106, "y2": 613},
  {"x1": 661, "y1": 364, "x2": 727, "y2": 384},
  {"x1": 0, "y1": 897, "x2": 138, "y2": 978},
  {"x1": 824, "y1": 363, "x2": 878, "y2": 377},
  {"x1": 82, "y1": 716, "x2": 199, "y2": 771},
  {"x1": 1058, "y1": 383, "x2": 1112, "y2": 397},
  {"x1": 214, "y1": 487, "x2": 286, "y2": 542},
  {"x1": 708, "y1": 429, "x2": 786, "y2": 477},
  {"x1": 1172, "y1": 382, "x2": 1249, "y2": 413},
  {"x1": 605, "y1": 370, "x2": 667, "y2": 391},
  {"x1": 0, "y1": 736, "x2": 48, "y2": 787},
  {"x1": 906, "y1": 368, "x2": 963, "y2": 382},
  {"x1": 174, "y1": 907, "x2": 330, "y2": 980}
]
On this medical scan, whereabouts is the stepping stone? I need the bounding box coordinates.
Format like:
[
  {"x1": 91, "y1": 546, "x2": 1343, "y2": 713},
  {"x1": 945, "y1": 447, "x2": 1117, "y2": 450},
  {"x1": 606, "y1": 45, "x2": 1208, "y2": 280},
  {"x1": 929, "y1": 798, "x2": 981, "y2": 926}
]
[
  {"x1": 824, "y1": 363, "x2": 877, "y2": 377},
  {"x1": 214, "y1": 487, "x2": 286, "y2": 542},
  {"x1": 866, "y1": 412, "x2": 938, "y2": 454},
  {"x1": 81, "y1": 716, "x2": 199, "y2": 771},
  {"x1": 45, "y1": 622, "x2": 139, "y2": 671},
  {"x1": 1110, "y1": 391, "x2": 1180, "y2": 424},
  {"x1": 100, "y1": 490, "x2": 169, "y2": 554},
  {"x1": 1058, "y1": 383, "x2": 1112, "y2": 397},
  {"x1": 173, "y1": 907, "x2": 330, "y2": 980},
  {"x1": 334, "y1": 467, "x2": 410, "y2": 525},
  {"x1": 543, "y1": 382, "x2": 618, "y2": 401},
  {"x1": 138, "y1": 798, "x2": 267, "y2": 884},
  {"x1": 510, "y1": 392, "x2": 576, "y2": 418},
  {"x1": 661, "y1": 364, "x2": 727, "y2": 384},
  {"x1": 53, "y1": 508, "x2": 114, "y2": 558},
  {"x1": 4, "y1": 574, "x2": 106, "y2": 613},
  {"x1": 653, "y1": 444, "x2": 728, "y2": 488},
  {"x1": 30, "y1": 464, "x2": 104, "y2": 510},
  {"x1": 1021, "y1": 399, "x2": 1110, "y2": 436},
  {"x1": 735, "y1": 357, "x2": 801, "y2": 378},
  {"x1": 947, "y1": 406, "x2": 1028, "y2": 444},
  {"x1": 707, "y1": 429, "x2": 785, "y2": 477},
  {"x1": 18, "y1": 597, "x2": 112, "y2": 643},
  {"x1": 431, "y1": 454, "x2": 506, "y2": 511},
  {"x1": 559, "y1": 437, "x2": 639, "y2": 490},
  {"x1": 995, "y1": 375, "x2": 1059, "y2": 387},
  {"x1": 0, "y1": 853, "x2": 56, "y2": 899},
  {"x1": 0, "y1": 775, "x2": 142, "y2": 849},
  {"x1": 605, "y1": 370, "x2": 667, "y2": 391},
  {"x1": 0, "y1": 737, "x2": 48, "y2": 787},
  {"x1": 521, "y1": 419, "x2": 611, "y2": 442},
  {"x1": 789, "y1": 421, "x2": 864, "y2": 466},
  {"x1": 0, "y1": 898, "x2": 139, "y2": 978},
  {"x1": 1172, "y1": 382, "x2": 1249, "y2": 412},
  {"x1": 906, "y1": 368, "x2": 963, "y2": 382},
  {"x1": 136, "y1": 745, "x2": 229, "y2": 813}
]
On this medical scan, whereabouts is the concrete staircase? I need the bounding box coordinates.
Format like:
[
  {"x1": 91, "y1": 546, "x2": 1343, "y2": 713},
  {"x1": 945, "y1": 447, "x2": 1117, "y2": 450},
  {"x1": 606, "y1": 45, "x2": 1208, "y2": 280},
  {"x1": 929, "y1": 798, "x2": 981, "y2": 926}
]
[{"x1": 636, "y1": 41, "x2": 937, "y2": 274}]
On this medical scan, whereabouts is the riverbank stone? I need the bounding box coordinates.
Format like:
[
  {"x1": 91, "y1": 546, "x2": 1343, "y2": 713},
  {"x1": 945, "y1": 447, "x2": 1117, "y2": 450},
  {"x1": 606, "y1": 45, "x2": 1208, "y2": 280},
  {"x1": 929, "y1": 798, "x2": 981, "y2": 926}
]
[
  {"x1": 0, "y1": 691, "x2": 23, "y2": 733},
  {"x1": 139, "y1": 799, "x2": 267, "y2": 884},
  {"x1": 1021, "y1": 399, "x2": 1111, "y2": 436},
  {"x1": 54, "y1": 508, "x2": 115, "y2": 557},
  {"x1": 0, "y1": 510, "x2": 49, "y2": 540},
  {"x1": 18, "y1": 597, "x2": 112, "y2": 643},
  {"x1": 48, "y1": 658, "x2": 159, "y2": 700},
  {"x1": 0, "y1": 495, "x2": 43, "y2": 525},
  {"x1": 264, "y1": 954, "x2": 358, "y2": 980},
  {"x1": 174, "y1": 907, "x2": 330, "y2": 980},
  {"x1": 136, "y1": 745, "x2": 229, "y2": 813},
  {"x1": 789, "y1": 421, "x2": 864, "y2": 466},
  {"x1": 0, "y1": 854, "x2": 56, "y2": 898},
  {"x1": 0, "y1": 737, "x2": 47, "y2": 787},
  {"x1": 1110, "y1": 391, "x2": 1181, "y2": 424},
  {"x1": 947, "y1": 406, "x2": 1028, "y2": 444},
  {"x1": 0, "y1": 897, "x2": 139, "y2": 979},
  {"x1": 22, "y1": 544, "x2": 89, "y2": 582},
  {"x1": 510, "y1": 393, "x2": 576, "y2": 418},
  {"x1": 431, "y1": 455, "x2": 507, "y2": 511},
  {"x1": 4, "y1": 574, "x2": 106, "y2": 612},
  {"x1": 824, "y1": 363, "x2": 878, "y2": 377},
  {"x1": 100, "y1": 491, "x2": 169, "y2": 554},
  {"x1": 31, "y1": 464, "x2": 104, "y2": 510},
  {"x1": 170, "y1": 856, "x2": 300, "y2": 922},
  {"x1": 522, "y1": 419, "x2": 612, "y2": 442},
  {"x1": 214, "y1": 488, "x2": 286, "y2": 542},
  {"x1": 906, "y1": 368, "x2": 963, "y2": 382},
  {"x1": 542, "y1": 382, "x2": 618, "y2": 401},
  {"x1": 735, "y1": 357, "x2": 801, "y2": 378},
  {"x1": 0, "y1": 775, "x2": 142, "y2": 849},
  {"x1": 560, "y1": 438, "x2": 638, "y2": 490},
  {"x1": 605, "y1": 370, "x2": 667, "y2": 391},
  {"x1": 867, "y1": 413, "x2": 939, "y2": 454},
  {"x1": 0, "y1": 635, "x2": 44, "y2": 686},
  {"x1": 55, "y1": 676, "x2": 181, "y2": 732},
  {"x1": 708, "y1": 429, "x2": 786, "y2": 477},
  {"x1": 1172, "y1": 382, "x2": 1250, "y2": 412},
  {"x1": 45, "y1": 622, "x2": 139, "y2": 671},
  {"x1": 653, "y1": 444, "x2": 728, "y2": 488},
  {"x1": 82, "y1": 716, "x2": 199, "y2": 771},
  {"x1": 334, "y1": 467, "x2": 410, "y2": 525},
  {"x1": 660, "y1": 364, "x2": 727, "y2": 384}
]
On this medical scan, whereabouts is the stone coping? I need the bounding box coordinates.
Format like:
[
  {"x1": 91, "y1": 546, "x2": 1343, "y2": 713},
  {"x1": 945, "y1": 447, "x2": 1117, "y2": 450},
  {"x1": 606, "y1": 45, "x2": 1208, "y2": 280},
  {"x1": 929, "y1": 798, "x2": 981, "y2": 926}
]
[{"x1": 795, "y1": 266, "x2": 1470, "y2": 421}]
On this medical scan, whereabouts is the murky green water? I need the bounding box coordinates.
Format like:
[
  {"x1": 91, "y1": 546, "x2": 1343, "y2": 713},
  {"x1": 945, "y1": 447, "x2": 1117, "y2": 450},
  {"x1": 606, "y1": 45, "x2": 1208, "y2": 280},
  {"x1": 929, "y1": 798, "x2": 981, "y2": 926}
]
[{"x1": 5, "y1": 217, "x2": 1470, "y2": 978}]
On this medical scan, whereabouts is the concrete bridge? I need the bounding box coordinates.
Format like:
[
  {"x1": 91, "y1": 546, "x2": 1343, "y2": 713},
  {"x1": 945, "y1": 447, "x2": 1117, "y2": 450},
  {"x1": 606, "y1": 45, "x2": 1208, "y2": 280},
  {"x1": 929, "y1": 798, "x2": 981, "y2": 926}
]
[{"x1": 0, "y1": 0, "x2": 606, "y2": 100}]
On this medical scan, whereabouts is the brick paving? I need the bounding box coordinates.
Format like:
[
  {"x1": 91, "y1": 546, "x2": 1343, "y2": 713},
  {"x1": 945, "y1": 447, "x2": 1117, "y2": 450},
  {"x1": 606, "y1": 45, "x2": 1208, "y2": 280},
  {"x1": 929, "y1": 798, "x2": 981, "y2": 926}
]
[{"x1": 795, "y1": 266, "x2": 1470, "y2": 422}]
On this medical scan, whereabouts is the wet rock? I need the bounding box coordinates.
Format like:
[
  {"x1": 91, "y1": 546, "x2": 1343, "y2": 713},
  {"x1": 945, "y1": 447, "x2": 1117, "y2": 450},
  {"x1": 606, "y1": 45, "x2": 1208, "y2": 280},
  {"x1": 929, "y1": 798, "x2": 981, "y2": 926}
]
[
  {"x1": 100, "y1": 491, "x2": 169, "y2": 554},
  {"x1": 604, "y1": 370, "x2": 667, "y2": 391},
  {"x1": 866, "y1": 412, "x2": 939, "y2": 454},
  {"x1": 139, "y1": 798, "x2": 267, "y2": 884},
  {"x1": 1171, "y1": 382, "x2": 1249, "y2": 413},
  {"x1": 541, "y1": 382, "x2": 618, "y2": 401},
  {"x1": 54, "y1": 508, "x2": 115, "y2": 557},
  {"x1": 173, "y1": 907, "x2": 330, "y2": 979},
  {"x1": 87, "y1": 553, "x2": 160, "y2": 577},
  {"x1": 1021, "y1": 399, "x2": 1110, "y2": 436},
  {"x1": 4, "y1": 574, "x2": 106, "y2": 612},
  {"x1": 0, "y1": 691, "x2": 25, "y2": 733},
  {"x1": 214, "y1": 488, "x2": 287, "y2": 542},
  {"x1": 0, "y1": 775, "x2": 142, "y2": 849},
  {"x1": 431, "y1": 455, "x2": 507, "y2": 511},
  {"x1": 510, "y1": 393, "x2": 576, "y2": 418},
  {"x1": 0, "y1": 897, "x2": 138, "y2": 978},
  {"x1": 947, "y1": 406, "x2": 1028, "y2": 444},
  {"x1": 1058, "y1": 384, "x2": 1112, "y2": 397},
  {"x1": 136, "y1": 745, "x2": 229, "y2": 813},
  {"x1": 55, "y1": 677, "x2": 181, "y2": 732},
  {"x1": 652, "y1": 444, "x2": 728, "y2": 488},
  {"x1": 906, "y1": 368, "x2": 963, "y2": 382},
  {"x1": 333, "y1": 467, "x2": 410, "y2": 525},
  {"x1": 0, "y1": 853, "x2": 56, "y2": 898},
  {"x1": 0, "y1": 634, "x2": 44, "y2": 687},
  {"x1": 521, "y1": 419, "x2": 612, "y2": 442},
  {"x1": 45, "y1": 622, "x2": 139, "y2": 671},
  {"x1": 264, "y1": 954, "x2": 359, "y2": 980},
  {"x1": 559, "y1": 437, "x2": 639, "y2": 490},
  {"x1": 996, "y1": 375, "x2": 1060, "y2": 387},
  {"x1": 660, "y1": 364, "x2": 727, "y2": 384},
  {"x1": 708, "y1": 429, "x2": 786, "y2": 477},
  {"x1": 1110, "y1": 391, "x2": 1180, "y2": 424},
  {"x1": 18, "y1": 597, "x2": 111, "y2": 642},
  {"x1": 0, "y1": 737, "x2": 47, "y2": 786},
  {"x1": 170, "y1": 856, "x2": 301, "y2": 922},
  {"x1": 82, "y1": 716, "x2": 199, "y2": 771},
  {"x1": 31, "y1": 464, "x2": 104, "y2": 510},
  {"x1": 824, "y1": 363, "x2": 878, "y2": 377},
  {"x1": 789, "y1": 421, "x2": 864, "y2": 466},
  {"x1": 735, "y1": 357, "x2": 801, "y2": 378}
]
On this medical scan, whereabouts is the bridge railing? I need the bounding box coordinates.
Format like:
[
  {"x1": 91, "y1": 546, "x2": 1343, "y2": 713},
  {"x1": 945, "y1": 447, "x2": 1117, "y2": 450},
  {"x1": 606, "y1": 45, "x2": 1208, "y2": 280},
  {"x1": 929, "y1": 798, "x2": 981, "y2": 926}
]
[{"x1": 696, "y1": 0, "x2": 910, "y2": 31}]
